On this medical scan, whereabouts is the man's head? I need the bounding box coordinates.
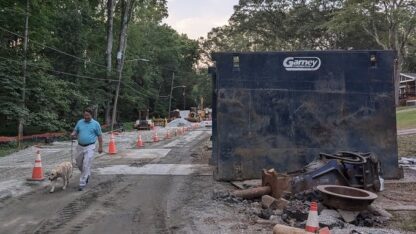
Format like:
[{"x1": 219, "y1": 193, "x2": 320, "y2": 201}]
[{"x1": 83, "y1": 108, "x2": 93, "y2": 122}]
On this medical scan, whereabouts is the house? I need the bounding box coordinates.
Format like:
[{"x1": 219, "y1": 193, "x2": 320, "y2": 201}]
[{"x1": 399, "y1": 73, "x2": 416, "y2": 103}]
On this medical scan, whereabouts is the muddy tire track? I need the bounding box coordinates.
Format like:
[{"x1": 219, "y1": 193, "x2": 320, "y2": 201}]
[{"x1": 31, "y1": 175, "x2": 124, "y2": 233}]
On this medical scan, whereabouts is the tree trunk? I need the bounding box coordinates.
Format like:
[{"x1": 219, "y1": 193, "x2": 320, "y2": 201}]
[
  {"x1": 395, "y1": 51, "x2": 404, "y2": 106},
  {"x1": 104, "y1": 0, "x2": 115, "y2": 126},
  {"x1": 394, "y1": 59, "x2": 400, "y2": 106}
]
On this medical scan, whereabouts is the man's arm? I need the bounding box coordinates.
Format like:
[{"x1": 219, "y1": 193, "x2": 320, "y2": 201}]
[
  {"x1": 71, "y1": 121, "x2": 79, "y2": 139},
  {"x1": 95, "y1": 122, "x2": 103, "y2": 154},
  {"x1": 97, "y1": 135, "x2": 103, "y2": 154}
]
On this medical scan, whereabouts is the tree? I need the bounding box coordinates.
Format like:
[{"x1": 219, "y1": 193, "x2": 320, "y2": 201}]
[
  {"x1": 330, "y1": 0, "x2": 416, "y2": 104},
  {"x1": 0, "y1": 0, "x2": 209, "y2": 137}
]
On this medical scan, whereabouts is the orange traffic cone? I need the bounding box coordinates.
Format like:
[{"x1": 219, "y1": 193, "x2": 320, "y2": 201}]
[
  {"x1": 27, "y1": 150, "x2": 45, "y2": 181},
  {"x1": 136, "y1": 133, "x2": 144, "y2": 148},
  {"x1": 164, "y1": 130, "x2": 171, "y2": 140},
  {"x1": 153, "y1": 131, "x2": 160, "y2": 142},
  {"x1": 305, "y1": 201, "x2": 319, "y2": 233},
  {"x1": 108, "y1": 133, "x2": 117, "y2": 154}
]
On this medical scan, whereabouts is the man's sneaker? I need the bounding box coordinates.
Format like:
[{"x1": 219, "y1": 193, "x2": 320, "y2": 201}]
[{"x1": 78, "y1": 187, "x2": 84, "y2": 191}]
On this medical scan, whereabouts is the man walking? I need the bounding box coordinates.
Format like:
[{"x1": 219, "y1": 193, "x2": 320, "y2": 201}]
[{"x1": 71, "y1": 108, "x2": 103, "y2": 191}]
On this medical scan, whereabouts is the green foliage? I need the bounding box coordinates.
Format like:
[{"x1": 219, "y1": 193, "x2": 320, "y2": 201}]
[
  {"x1": 122, "y1": 22, "x2": 202, "y2": 117},
  {"x1": 0, "y1": 0, "x2": 208, "y2": 136},
  {"x1": 201, "y1": 0, "x2": 415, "y2": 68}
]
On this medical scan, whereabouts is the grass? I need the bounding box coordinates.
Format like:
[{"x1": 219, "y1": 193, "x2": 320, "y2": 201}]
[
  {"x1": 0, "y1": 142, "x2": 34, "y2": 157},
  {"x1": 101, "y1": 122, "x2": 135, "y2": 133},
  {"x1": 396, "y1": 107, "x2": 416, "y2": 130},
  {"x1": 396, "y1": 106, "x2": 415, "y2": 112},
  {"x1": 122, "y1": 122, "x2": 135, "y2": 131}
]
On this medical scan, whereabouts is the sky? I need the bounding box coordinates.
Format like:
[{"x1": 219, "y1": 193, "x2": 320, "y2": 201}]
[{"x1": 164, "y1": 0, "x2": 239, "y2": 40}]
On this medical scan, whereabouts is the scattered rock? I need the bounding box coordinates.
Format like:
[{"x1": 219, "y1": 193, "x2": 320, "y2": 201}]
[
  {"x1": 338, "y1": 209, "x2": 360, "y2": 223},
  {"x1": 354, "y1": 210, "x2": 387, "y2": 227},
  {"x1": 295, "y1": 220, "x2": 306, "y2": 229},
  {"x1": 276, "y1": 198, "x2": 289, "y2": 210},
  {"x1": 272, "y1": 209, "x2": 283, "y2": 216},
  {"x1": 259, "y1": 208, "x2": 273, "y2": 220},
  {"x1": 367, "y1": 205, "x2": 393, "y2": 220},
  {"x1": 282, "y1": 200, "x2": 310, "y2": 222},
  {"x1": 212, "y1": 191, "x2": 243, "y2": 203},
  {"x1": 252, "y1": 201, "x2": 260, "y2": 207},
  {"x1": 269, "y1": 215, "x2": 283, "y2": 223},
  {"x1": 256, "y1": 219, "x2": 277, "y2": 225},
  {"x1": 293, "y1": 189, "x2": 321, "y2": 202},
  {"x1": 319, "y1": 209, "x2": 345, "y2": 229},
  {"x1": 230, "y1": 223, "x2": 248, "y2": 230},
  {"x1": 262, "y1": 195, "x2": 278, "y2": 209},
  {"x1": 247, "y1": 206, "x2": 262, "y2": 217},
  {"x1": 331, "y1": 223, "x2": 402, "y2": 234}
]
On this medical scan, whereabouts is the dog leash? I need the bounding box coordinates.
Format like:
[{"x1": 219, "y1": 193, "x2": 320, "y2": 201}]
[{"x1": 70, "y1": 139, "x2": 75, "y2": 172}]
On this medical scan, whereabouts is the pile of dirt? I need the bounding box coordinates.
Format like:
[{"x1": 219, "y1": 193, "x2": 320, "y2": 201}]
[
  {"x1": 212, "y1": 191, "x2": 244, "y2": 204},
  {"x1": 166, "y1": 118, "x2": 191, "y2": 128}
]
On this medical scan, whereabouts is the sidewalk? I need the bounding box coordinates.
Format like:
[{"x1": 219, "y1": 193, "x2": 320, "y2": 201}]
[{"x1": 397, "y1": 128, "x2": 416, "y2": 136}]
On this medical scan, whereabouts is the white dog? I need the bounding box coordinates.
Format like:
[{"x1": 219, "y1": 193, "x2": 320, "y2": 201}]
[{"x1": 49, "y1": 162, "x2": 73, "y2": 193}]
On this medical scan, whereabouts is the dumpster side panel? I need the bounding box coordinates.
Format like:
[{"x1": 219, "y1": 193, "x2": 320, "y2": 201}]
[{"x1": 212, "y1": 51, "x2": 399, "y2": 181}]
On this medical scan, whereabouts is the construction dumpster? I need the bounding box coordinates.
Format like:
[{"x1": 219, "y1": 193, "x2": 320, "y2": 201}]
[{"x1": 211, "y1": 51, "x2": 400, "y2": 181}]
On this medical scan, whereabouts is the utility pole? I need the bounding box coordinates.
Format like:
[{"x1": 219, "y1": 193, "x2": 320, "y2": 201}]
[
  {"x1": 111, "y1": 0, "x2": 133, "y2": 131},
  {"x1": 168, "y1": 72, "x2": 175, "y2": 119},
  {"x1": 111, "y1": 51, "x2": 125, "y2": 131},
  {"x1": 104, "y1": 0, "x2": 115, "y2": 126},
  {"x1": 18, "y1": 0, "x2": 29, "y2": 148}
]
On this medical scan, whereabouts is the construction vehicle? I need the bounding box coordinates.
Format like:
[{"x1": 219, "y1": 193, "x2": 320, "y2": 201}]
[
  {"x1": 134, "y1": 110, "x2": 154, "y2": 130},
  {"x1": 186, "y1": 107, "x2": 200, "y2": 122}
]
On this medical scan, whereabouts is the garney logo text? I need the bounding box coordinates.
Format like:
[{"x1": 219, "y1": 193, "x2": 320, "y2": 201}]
[{"x1": 283, "y1": 57, "x2": 321, "y2": 71}]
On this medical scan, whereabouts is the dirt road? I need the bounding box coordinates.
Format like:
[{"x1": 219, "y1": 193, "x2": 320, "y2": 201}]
[
  {"x1": 0, "y1": 127, "x2": 271, "y2": 234},
  {"x1": 0, "y1": 127, "x2": 247, "y2": 234}
]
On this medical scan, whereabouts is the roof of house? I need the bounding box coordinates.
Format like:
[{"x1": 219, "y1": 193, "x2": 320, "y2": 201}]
[
  {"x1": 401, "y1": 73, "x2": 416, "y2": 78},
  {"x1": 400, "y1": 73, "x2": 416, "y2": 83}
]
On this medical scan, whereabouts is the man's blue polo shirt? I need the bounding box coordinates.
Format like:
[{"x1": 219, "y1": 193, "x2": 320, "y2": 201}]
[{"x1": 75, "y1": 119, "x2": 102, "y2": 145}]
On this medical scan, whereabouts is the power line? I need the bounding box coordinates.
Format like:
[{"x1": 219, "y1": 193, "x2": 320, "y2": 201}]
[
  {"x1": 0, "y1": 26, "x2": 109, "y2": 69},
  {"x1": 0, "y1": 56, "x2": 118, "y2": 82},
  {"x1": 0, "y1": 27, "x2": 201, "y2": 78},
  {"x1": 0, "y1": 43, "x2": 110, "y2": 79},
  {"x1": 122, "y1": 83, "x2": 153, "y2": 98}
]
